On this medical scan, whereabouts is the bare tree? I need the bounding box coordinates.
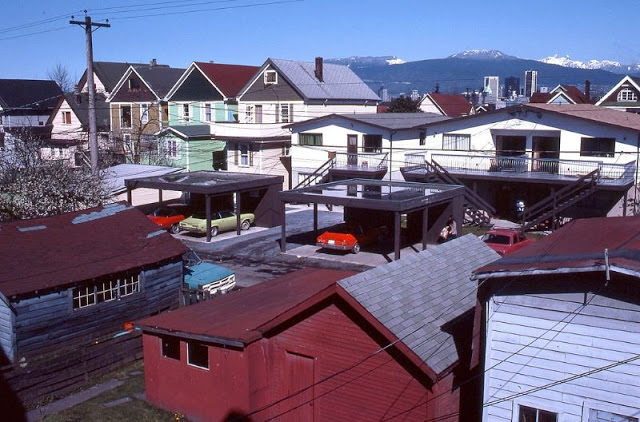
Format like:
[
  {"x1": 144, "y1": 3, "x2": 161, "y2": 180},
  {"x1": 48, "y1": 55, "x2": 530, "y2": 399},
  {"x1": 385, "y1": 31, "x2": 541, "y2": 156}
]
[
  {"x1": 0, "y1": 130, "x2": 111, "y2": 221},
  {"x1": 47, "y1": 63, "x2": 74, "y2": 93}
]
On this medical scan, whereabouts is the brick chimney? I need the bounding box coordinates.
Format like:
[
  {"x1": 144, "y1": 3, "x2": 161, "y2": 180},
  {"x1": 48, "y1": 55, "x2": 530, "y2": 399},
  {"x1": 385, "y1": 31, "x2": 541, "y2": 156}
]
[
  {"x1": 315, "y1": 57, "x2": 324, "y2": 82},
  {"x1": 585, "y1": 80, "x2": 591, "y2": 102}
]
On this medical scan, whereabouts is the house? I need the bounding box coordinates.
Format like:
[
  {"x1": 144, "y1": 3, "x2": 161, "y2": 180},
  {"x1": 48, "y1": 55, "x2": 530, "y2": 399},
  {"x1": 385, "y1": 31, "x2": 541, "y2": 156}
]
[
  {"x1": 77, "y1": 60, "x2": 160, "y2": 95},
  {"x1": 44, "y1": 92, "x2": 111, "y2": 166},
  {"x1": 158, "y1": 61, "x2": 260, "y2": 171},
  {"x1": 402, "y1": 103, "x2": 640, "y2": 225},
  {"x1": 595, "y1": 75, "x2": 640, "y2": 113},
  {"x1": 137, "y1": 235, "x2": 499, "y2": 421},
  {"x1": 106, "y1": 63, "x2": 185, "y2": 164},
  {"x1": 475, "y1": 216, "x2": 640, "y2": 422},
  {"x1": 0, "y1": 203, "x2": 188, "y2": 407},
  {"x1": 0, "y1": 79, "x2": 62, "y2": 151},
  {"x1": 285, "y1": 112, "x2": 450, "y2": 187},
  {"x1": 530, "y1": 83, "x2": 591, "y2": 105},
  {"x1": 419, "y1": 92, "x2": 474, "y2": 117}
]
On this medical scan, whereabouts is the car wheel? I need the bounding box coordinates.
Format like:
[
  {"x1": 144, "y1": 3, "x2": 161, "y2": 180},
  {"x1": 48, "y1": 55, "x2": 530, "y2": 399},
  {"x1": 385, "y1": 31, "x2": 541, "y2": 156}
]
[
  {"x1": 169, "y1": 224, "x2": 180, "y2": 234},
  {"x1": 210, "y1": 226, "x2": 219, "y2": 237},
  {"x1": 241, "y1": 219, "x2": 251, "y2": 230},
  {"x1": 351, "y1": 243, "x2": 361, "y2": 254}
]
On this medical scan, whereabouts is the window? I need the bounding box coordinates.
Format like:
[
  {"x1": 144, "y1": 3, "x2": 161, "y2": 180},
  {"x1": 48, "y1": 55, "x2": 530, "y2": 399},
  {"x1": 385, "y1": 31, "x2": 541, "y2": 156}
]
[
  {"x1": 245, "y1": 105, "x2": 253, "y2": 123},
  {"x1": 519, "y1": 405, "x2": 557, "y2": 422},
  {"x1": 363, "y1": 134, "x2": 383, "y2": 153},
  {"x1": 140, "y1": 104, "x2": 149, "y2": 124},
  {"x1": 120, "y1": 105, "x2": 132, "y2": 128},
  {"x1": 187, "y1": 341, "x2": 209, "y2": 369},
  {"x1": 62, "y1": 111, "x2": 71, "y2": 125},
  {"x1": 443, "y1": 133, "x2": 471, "y2": 150},
  {"x1": 72, "y1": 272, "x2": 140, "y2": 309},
  {"x1": 419, "y1": 131, "x2": 426, "y2": 146},
  {"x1": 162, "y1": 337, "x2": 180, "y2": 360},
  {"x1": 617, "y1": 88, "x2": 638, "y2": 102},
  {"x1": 240, "y1": 144, "x2": 249, "y2": 166},
  {"x1": 164, "y1": 139, "x2": 180, "y2": 159},
  {"x1": 588, "y1": 409, "x2": 638, "y2": 422},
  {"x1": 128, "y1": 78, "x2": 140, "y2": 91},
  {"x1": 281, "y1": 104, "x2": 293, "y2": 123},
  {"x1": 182, "y1": 104, "x2": 190, "y2": 122},
  {"x1": 255, "y1": 105, "x2": 262, "y2": 124},
  {"x1": 264, "y1": 70, "x2": 277, "y2": 85},
  {"x1": 299, "y1": 133, "x2": 323, "y2": 146},
  {"x1": 580, "y1": 137, "x2": 615, "y2": 157},
  {"x1": 123, "y1": 134, "x2": 133, "y2": 154},
  {"x1": 204, "y1": 103, "x2": 212, "y2": 122},
  {"x1": 282, "y1": 144, "x2": 290, "y2": 156}
]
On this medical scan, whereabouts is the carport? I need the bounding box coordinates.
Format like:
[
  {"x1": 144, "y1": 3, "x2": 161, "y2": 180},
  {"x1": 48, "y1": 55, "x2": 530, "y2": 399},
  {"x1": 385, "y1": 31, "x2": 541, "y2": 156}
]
[
  {"x1": 279, "y1": 178, "x2": 465, "y2": 260},
  {"x1": 124, "y1": 171, "x2": 284, "y2": 242}
]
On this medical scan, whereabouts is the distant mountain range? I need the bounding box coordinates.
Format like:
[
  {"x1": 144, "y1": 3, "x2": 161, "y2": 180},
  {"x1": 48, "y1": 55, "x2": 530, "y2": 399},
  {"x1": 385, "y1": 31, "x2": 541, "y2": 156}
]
[{"x1": 327, "y1": 50, "x2": 640, "y2": 99}]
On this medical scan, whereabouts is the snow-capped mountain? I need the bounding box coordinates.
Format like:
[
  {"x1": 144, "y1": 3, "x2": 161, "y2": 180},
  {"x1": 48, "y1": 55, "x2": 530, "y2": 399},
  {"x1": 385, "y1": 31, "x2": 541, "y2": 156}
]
[
  {"x1": 448, "y1": 50, "x2": 517, "y2": 60},
  {"x1": 539, "y1": 54, "x2": 640, "y2": 74},
  {"x1": 325, "y1": 56, "x2": 405, "y2": 67}
]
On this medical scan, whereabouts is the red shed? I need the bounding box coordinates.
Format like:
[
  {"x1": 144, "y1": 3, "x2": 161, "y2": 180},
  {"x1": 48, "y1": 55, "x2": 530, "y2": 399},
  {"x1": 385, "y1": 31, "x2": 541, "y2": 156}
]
[{"x1": 138, "y1": 235, "x2": 499, "y2": 421}]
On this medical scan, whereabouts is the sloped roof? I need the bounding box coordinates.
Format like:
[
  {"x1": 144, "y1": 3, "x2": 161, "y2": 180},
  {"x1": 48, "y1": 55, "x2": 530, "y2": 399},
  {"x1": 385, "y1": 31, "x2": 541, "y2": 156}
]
[
  {"x1": 137, "y1": 268, "x2": 358, "y2": 345},
  {"x1": 132, "y1": 65, "x2": 186, "y2": 98},
  {"x1": 339, "y1": 235, "x2": 499, "y2": 374},
  {"x1": 285, "y1": 112, "x2": 449, "y2": 131},
  {"x1": 103, "y1": 164, "x2": 183, "y2": 195},
  {"x1": 80, "y1": 61, "x2": 164, "y2": 93},
  {"x1": 476, "y1": 216, "x2": 640, "y2": 277},
  {"x1": 60, "y1": 92, "x2": 110, "y2": 131},
  {"x1": 529, "y1": 92, "x2": 553, "y2": 103},
  {"x1": 425, "y1": 93, "x2": 473, "y2": 117},
  {"x1": 194, "y1": 62, "x2": 260, "y2": 97},
  {"x1": 0, "y1": 79, "x2": 62, "y2": 111},
  {"x1": 0, "y1": 203, "x2": 188, "y2": 297},
  {"x1": 525, "y1": 103, "x2": 640, "y2": 131},
  {"x1": 558, "y1": 85, "x2": 589, "y2": 104},
  {"x1": 268, "y1": 58, "x2": 380, "y2": 101}
]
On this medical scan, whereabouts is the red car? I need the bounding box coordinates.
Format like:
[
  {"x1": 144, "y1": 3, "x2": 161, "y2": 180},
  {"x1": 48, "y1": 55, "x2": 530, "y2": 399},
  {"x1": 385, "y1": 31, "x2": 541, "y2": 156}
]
[
  {"x1": 146, "y1": 206, "x2": 187, "y2": 234},
  {"x1": 316, "y1": 223, "x2": 385, "y2": 254},
  {"x1": 481, "y1": 228, "x2": 535, "y2": 256}
]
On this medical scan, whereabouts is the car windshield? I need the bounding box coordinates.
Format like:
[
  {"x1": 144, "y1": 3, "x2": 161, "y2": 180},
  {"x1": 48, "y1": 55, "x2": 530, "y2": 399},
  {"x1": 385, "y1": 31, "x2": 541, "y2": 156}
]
[{"x1": 482, "y1": 233, "x2": 511, "y2": 245}]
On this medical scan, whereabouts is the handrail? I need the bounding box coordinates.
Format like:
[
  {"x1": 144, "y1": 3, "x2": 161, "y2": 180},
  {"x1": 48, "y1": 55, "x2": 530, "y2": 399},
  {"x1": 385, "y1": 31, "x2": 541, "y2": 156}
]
[
  {"x1": 429, "y1": 159, "x2": 496, "y2": 214},
  {"x1": 294, "y1": 157, "x2": 335, "y2": 189}
]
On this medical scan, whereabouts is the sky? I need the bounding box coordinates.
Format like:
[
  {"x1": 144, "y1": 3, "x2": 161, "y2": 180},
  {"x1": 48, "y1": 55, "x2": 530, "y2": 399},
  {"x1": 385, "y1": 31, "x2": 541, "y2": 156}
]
[{"x1": 1, "y1": 0, "x2": 639, "y2": 81}]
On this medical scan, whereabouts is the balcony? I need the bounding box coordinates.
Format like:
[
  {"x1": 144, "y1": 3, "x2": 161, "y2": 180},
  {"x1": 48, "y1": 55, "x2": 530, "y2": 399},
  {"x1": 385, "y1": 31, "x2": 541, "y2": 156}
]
[
  {"x1": 404, "y1": 152, "x2": 636, "y2": 187},
  {"x1": 328, "y1": 151, "x2": 389, "y2": 181}
]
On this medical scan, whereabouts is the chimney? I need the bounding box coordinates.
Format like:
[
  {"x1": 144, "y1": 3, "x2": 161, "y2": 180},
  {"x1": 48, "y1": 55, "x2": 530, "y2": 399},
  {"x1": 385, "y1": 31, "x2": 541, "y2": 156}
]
[
  {"x1": 150, "y1": 58, "x2": 157, "y2": 67},
  {"x1": 585, "y1": 80, "x2": 591, "y2": 102},
  {"x1": 315, "y1": 57, "x2": 323, "y2": 82}
]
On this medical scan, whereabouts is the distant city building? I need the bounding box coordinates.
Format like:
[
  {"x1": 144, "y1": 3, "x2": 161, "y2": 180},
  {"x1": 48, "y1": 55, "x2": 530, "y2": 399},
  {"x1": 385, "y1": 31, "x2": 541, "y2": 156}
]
[
  {"x1": 524, "y1": 70, "x2": 538, "y2": 97},
  {"x1": 410, "y1": 89, "x2": 420, "y2": 101},
  {"x1": 539, "y1": 86, "x2": 549, "y2": 93},
  {"x1": 378, "y1": 85, "x2": 389, "y2": 102},
  {"x1": 503, "y1": 76, "x2": 520, "y2": 98},
  {"x1": 483, "y1": 76, "x2": 499, "y2": 104}
]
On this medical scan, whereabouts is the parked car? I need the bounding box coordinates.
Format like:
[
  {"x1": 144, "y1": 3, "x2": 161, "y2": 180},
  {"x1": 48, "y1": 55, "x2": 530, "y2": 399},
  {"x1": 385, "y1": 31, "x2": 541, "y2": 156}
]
[
  {"x1": 146, "y1": 205, "x2": 187, "y2": 234},
  {"x1": 316, "y1": 223, "x2": 385, "y2": 254},
  {"x1": 178, "y1": 210, "x2": 255, "y2": 237},
  {"x1": 481, "y1": 228, "x2": 535, "y2": 256}
]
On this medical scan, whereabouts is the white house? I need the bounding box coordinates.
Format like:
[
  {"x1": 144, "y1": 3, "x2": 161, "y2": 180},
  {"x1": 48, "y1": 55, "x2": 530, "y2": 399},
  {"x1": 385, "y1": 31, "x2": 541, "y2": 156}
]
[
  {"x1": 595, "y1": 75, "x2": 640, "y2": 113},
  {"x1": 475, "y1": 216, "x2": 640, "y2": 422}
]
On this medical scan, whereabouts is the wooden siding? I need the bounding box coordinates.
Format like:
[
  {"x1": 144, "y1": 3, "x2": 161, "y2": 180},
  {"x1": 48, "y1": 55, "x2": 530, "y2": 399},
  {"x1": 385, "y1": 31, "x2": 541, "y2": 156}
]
[
  {"x1": 110, "y1": 72, "x2": 157, "y2": 103},
  {"x1": 170, "y1": 70, "x2": 223, "y2": 102},
  {"x1": 0, "y1": 295, "x2": 15, "y2": 363},
  {"x1": 484, "y1": 292, "x2": 640, "y2": 422},
  {"x1": 240, "y1": 68, "x2": 302, "y2": 102}
]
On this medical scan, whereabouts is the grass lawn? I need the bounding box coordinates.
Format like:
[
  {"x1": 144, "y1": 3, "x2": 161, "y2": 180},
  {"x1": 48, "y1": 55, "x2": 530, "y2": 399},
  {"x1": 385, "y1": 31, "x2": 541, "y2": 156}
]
[{"x1": 40, "y1": 360, "x2": 187, "y2": 422}]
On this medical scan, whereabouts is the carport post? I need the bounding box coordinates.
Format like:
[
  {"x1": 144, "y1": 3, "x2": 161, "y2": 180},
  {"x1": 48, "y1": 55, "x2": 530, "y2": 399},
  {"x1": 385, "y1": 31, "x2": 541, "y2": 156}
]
[
  {"x1": 280, "y1": 201, "x2": 287, "y2": 252},
  {"x1": 205, "y1": 195, "x2": 212, "y2": 242},
  {"x1": 422, "y1": 207, "x2": 428, "y2": 250},
  {"x1": 313, "y1": 203, "x2": 318, "y2": 234},
  {"x1": 158, "y1": 189, "x2": 163, "y2": 205},
  {"x1": 235, "y1": 192, "x2": 241, "y2": 235},
  {"x1": 126, "y1": 187, "x2": 132, "y2": 205},
  {"x1": 394, "y1": 211, "x2": 401, "y2": 261}
]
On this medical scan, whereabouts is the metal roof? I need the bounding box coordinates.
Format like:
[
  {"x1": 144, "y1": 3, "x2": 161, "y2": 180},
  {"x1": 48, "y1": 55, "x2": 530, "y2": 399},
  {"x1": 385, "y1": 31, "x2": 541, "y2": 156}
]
[
  {"x1": 0, "y1": 204, "x2": 188, "y2": 298},
  {"x1": 103, "y1": 164, "x2": 183, "y2": 196}
]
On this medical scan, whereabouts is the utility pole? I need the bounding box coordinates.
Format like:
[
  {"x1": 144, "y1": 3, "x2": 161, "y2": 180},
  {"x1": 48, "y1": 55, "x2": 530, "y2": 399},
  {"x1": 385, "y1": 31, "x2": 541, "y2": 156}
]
[{"x1": 70, "y1": 15, "x2": 110, "y2": 175}]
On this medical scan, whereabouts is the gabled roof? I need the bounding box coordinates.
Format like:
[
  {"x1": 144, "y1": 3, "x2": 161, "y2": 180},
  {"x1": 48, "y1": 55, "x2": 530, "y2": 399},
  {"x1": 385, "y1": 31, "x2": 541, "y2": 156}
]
[
  {"x1": 285, "y1": 112, "x2": 450, "y2": 131},
  {"x1": 531, "y1": 85, "x2": 589, "y2": 105},
  {"x1": 595, "y1": 75, "x2": 640, "y2": 106},
  {"x1": 239, "y1": 58, "x2": 380, "y2": 102},
  {"x1": 194, "y1": 62, "x2": 260, "y2": 98},
  {"x1": 157, "y1": 125, "x2": 212, "y2": 139},
  {"x1": 78, "y1": 61, "x2": 164, "y2": 94},
  {"x1": 48, "y1": 92, "x2": 110, "y2": 131},
  {"x1": 339, "y1": 234, "x2": 499, "y2": 374},
  {"x1": 529, "y1": 92, "x2": 554, "y2": 103},
  {"x1": 421, "y1": 93, "x2": 473, "y2": 117},
  {"x1": 0, "y1": 203, "x2": 188, "y2": 297},
  {"x1": 475, "y1": 215, "x2": 640, "y2": 278},
  {"x1": 0, "y1": 79, "x2": 62, "y2": 111},
  {"x1": 108, "y1": 65, "x2": 185, "y2": 101}
]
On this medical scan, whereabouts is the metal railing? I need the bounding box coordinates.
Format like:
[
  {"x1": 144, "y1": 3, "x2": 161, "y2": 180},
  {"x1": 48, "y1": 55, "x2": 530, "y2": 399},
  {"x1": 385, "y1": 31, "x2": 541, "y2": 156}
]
[{"x1": 333, "y1": 152, "x2": 389, "y2": 169}]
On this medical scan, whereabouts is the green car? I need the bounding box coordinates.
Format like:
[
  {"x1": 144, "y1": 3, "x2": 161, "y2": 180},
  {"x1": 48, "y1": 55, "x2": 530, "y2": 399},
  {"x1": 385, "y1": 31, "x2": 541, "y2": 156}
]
[{"x1": 178, "y1": 210, "x2": 255, "y2": 237}]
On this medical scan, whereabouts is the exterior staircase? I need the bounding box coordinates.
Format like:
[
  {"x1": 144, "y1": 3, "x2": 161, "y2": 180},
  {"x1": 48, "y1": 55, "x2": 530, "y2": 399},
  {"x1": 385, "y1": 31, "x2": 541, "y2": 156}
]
[
  {"x1": 293, "y1": 157, "x2": 335, "y2": 190},
  {"x1": 520, "y1": 169, "x2": 599, "y2": 231}
]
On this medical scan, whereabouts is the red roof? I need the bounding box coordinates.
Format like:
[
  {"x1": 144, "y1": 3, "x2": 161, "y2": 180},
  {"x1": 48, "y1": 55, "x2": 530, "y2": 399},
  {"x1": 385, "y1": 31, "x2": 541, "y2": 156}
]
[
  {"x1": 525, "y1": 103, "x2": 640, "y2": 132},
  {"x1": 0, "y1": 204, "x2": 188, "y2": 297},
  {"x1": 529, "y1": 92, "x2": 553, "y2": 103},
  {"x1": 427, "y1": 93, "x2": 472, "y2": 117},
  {"x1": 559, "y1": 85, "x2": 589, "y2": 104},
  {"x1": 475, "y1": 216, "x2": 640, "y2": 276},
  {"x1": 137, "y1": 268, "x2": 358, "y2": 345},
  {"x1": 194, "y1": 62, "x2": 260, "y2": 97}
]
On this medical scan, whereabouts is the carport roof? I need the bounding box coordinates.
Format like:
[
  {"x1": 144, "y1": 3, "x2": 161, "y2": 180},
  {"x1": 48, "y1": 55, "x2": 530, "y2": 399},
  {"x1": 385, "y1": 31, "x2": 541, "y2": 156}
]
[
  {"x1": 279, "y1": 179, "x2": 464, "y2": 212},
  {"x1": 124, "y1": 170, "x2": 283, "y2": 195}
]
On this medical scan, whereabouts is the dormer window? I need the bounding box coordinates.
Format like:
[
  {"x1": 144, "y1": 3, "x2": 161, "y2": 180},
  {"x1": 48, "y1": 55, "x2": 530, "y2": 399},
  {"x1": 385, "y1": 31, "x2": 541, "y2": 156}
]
[
  {"x1": 264, "y1": 70, "x2": 278, "y2": 85},
  {"x1": 617, "y1": 88, "x2": 638, "y2": 102}
]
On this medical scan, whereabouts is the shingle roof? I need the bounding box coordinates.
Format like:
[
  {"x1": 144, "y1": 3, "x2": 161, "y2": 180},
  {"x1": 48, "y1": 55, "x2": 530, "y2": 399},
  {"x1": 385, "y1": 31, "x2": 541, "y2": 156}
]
[
  {"x1": 269, "y1": 58, "x2": 380, "y2": 101},
  {"x1": 89, "y1": 61, "x2": 164, "y2": 93},
  {"x1": 338, "y1": 234, "x2": 500, "y2": 374},
  {"x1": 529, "y1": 92, "x2": 554, "y2": 103},
  {"x1": 525, "y1": 103, "x2": 640, "y2": 132},
  {"x1": 195, "y1": 62, "x2": 260, "y2": 98},
  {"x1": 426, "y1": 93, "x2": 473, "y2": 117},
  {"x1": 132, "y1": 65, "x2": 186, "y2": 98},
  {"x1": 0, "y1": 203, "x2": 188, "y2": 297},
  {"x1": 476, "y1": 215, "x2": 640, "y2": 277},
  {"x1": 0, "y1": 79, "x2": 62, "y2": 111},
  {"x1": 62, "y1": 92, "x2": 110, "y2": 130}
]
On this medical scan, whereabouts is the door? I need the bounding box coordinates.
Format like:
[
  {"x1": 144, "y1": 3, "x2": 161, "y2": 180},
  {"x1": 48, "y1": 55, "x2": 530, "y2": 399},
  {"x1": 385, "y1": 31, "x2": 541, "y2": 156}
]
[
  {"x1": 347, "y1": 134, "x2": 358, "y2": 165},
  {"x1": 285, "y1": 351, "x2": 315, "y2": 421},
  {"x1": 532, "y1": 136, "x2": 560, "y2": 173}
]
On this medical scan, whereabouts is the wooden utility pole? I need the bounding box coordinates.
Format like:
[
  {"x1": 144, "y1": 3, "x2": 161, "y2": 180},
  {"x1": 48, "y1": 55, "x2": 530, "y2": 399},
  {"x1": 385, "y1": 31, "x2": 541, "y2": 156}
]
[{"x1": 70, "y1": 15, "x2": 110, "y2": 175}]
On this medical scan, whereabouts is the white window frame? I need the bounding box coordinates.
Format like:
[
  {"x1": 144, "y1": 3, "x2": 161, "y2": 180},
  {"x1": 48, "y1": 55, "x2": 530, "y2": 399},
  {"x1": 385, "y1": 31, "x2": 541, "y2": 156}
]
[
  {"x1": 120, "y1": 105, "x2": 132, "y2": 129},
  {"x1": 239, "y1": 144, "x2": 249, "y2": 166},
  {"x1": 123, "y1": 134, "x2": 133, "y2": 154},
  {"x1": 281, "y1": 103, "x2": 292, "y2": 123},
  {"x1": 187, "y1": 341, "x2": 209, "y2": 370},
  {"x1": 443, "y1": 133, "x2": 471, "y2": 150},
  {"x1": 204, "y1": 103, "x2": 212, "y2": 122},
  {"x1": 72, "y1": 272, "x2": 141, "y2": 310},
  {"x1": 62, "y1": 111, "x2": 72, "y2": 125},
  {"x1": 182, "y1": 103, "x2": 191, "y2": 122},
  {"x1": 119, "y1": 274, "x2": 140, "y2": 297},
  {"x1": 617, "y1": 88, "x2": 638, "y2": 102},
  {"x1": 245, "y1": 105, "x2": 253, "y2": 123},
  {"x1": 164, "y1": 138, "x2": 180, "y2": 159},
  {"x1": 581, "y1": 401, "x2": 639, "y2": 422},
  {"x1": 140, "y1": 103, "x2": 149, "y2": 124},
  {"x1": 264, "y1": 70, "x2": 278, "y2": 85},
  {"x1": 511, "y1": 399, "x2": 560, "y2": 422}
]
